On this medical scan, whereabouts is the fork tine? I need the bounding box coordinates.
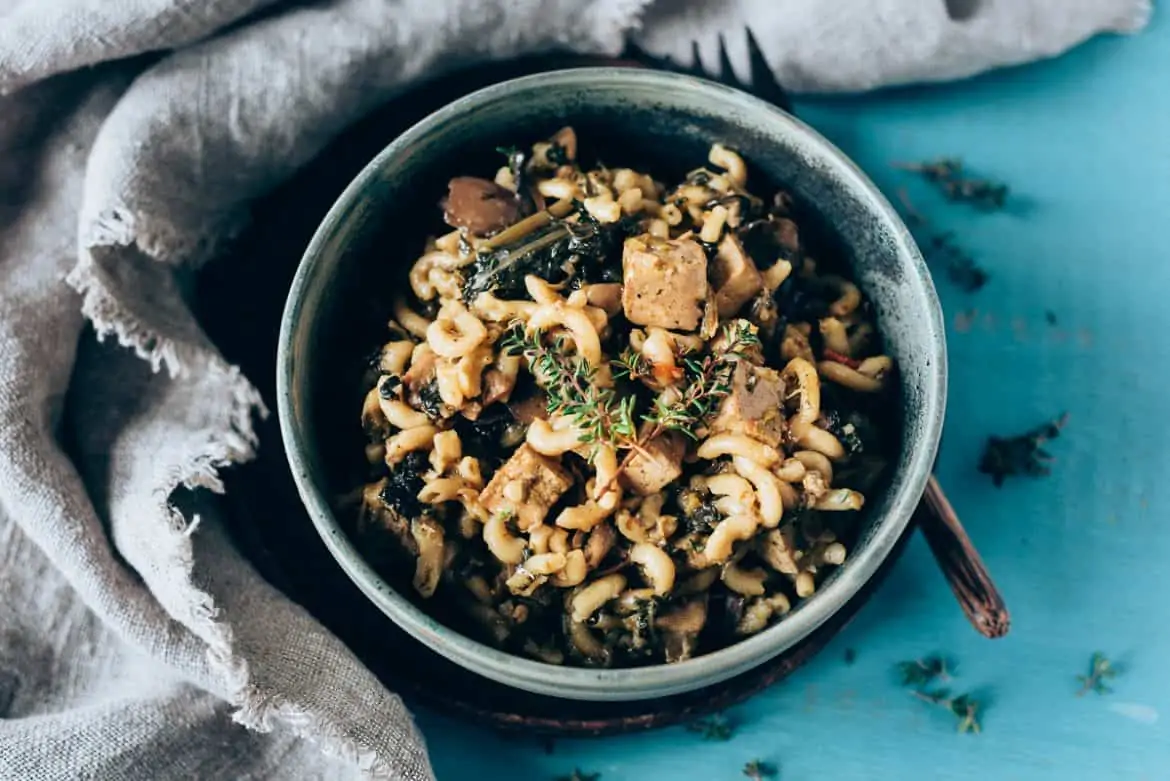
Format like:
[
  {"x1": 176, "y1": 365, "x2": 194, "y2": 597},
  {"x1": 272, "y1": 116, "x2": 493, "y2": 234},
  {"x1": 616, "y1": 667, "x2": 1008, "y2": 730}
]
[
  {"x1": 716, "y1": 33, "x2": 741, "y2": 87},
  {"x1": 745, "y1": 27, "x2": 793, "y2": 113},
  {"x1": 689, "y1": 40, "x2": 707, "y2": 77}
]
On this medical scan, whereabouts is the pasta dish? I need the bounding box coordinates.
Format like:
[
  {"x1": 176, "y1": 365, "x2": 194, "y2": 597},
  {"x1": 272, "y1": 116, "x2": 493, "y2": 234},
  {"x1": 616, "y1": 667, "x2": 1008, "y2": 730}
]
[{"x1": 353, "y1": 127, "x2": 895, "y2": 666}]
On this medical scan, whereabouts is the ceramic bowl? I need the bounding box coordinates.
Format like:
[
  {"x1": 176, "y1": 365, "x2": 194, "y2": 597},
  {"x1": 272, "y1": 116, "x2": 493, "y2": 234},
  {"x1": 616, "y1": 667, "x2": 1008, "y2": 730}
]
[{"x1": 277, "y1": 68, "x2": 946, "y2": 701}]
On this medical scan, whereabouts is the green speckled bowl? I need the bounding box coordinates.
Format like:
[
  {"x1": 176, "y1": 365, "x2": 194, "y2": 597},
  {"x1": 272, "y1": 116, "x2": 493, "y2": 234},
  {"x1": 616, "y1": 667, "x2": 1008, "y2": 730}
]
[{"x1": 277, "y1": 68, "x2": 946, "y2": 701}]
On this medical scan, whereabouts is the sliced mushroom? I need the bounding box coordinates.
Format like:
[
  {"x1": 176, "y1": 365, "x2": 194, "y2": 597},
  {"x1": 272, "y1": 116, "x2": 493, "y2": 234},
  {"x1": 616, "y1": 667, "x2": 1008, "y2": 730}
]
[{"x1": 442, "y1": 176, "x2": 520, "y2": 236}]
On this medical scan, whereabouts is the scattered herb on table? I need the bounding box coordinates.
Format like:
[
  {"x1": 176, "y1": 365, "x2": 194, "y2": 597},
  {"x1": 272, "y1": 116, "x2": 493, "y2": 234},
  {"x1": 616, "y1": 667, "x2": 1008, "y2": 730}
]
[
  {"x1": 924, "y1": 232, "x2": 988, "y2": 293},
  {"x1": 896, "y1": 655, "x2": 952, "y2": 687},
  {"x1": 686, "y1": 713, "x2": 735, "y2": 741},
  {"x1": 978, "y1": 413, "x2": 1068, "y2": 487},
  {"x1": 555, "y1": 770, "x2": 599, "y2": 781},
  {"x1": 844, "y1": 647, "x2": 857, "y2": 665},
  {"x1": 894, "y1": 158, "x2": 1009, "y2": 211},
  {"x1": 1077, "y1": 652, "x2": 1118, "y2": 696},
  {"x1": 912, "y1": 689, "x2": 983, "y2": 734},
  {"x1": 1045, "y1": 310, "x2": 1058, "y2": 326},
  {"x1": 743, "y1": 760, "x2": 779, "y2": 780},
  {"x1": 895, "y1": 189, "x2": 989, "y2": 293}
]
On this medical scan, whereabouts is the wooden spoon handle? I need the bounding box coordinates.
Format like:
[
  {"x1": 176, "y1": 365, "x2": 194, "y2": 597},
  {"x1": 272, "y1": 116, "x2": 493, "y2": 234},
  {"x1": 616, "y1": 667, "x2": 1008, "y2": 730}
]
[{"x1": 914, "y1": 475, "x2": 1010, "y2": 638}]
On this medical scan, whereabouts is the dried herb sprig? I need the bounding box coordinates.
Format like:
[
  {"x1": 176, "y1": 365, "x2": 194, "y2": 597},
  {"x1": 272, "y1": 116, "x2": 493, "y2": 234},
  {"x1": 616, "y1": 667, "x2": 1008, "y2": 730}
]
[
  {"x1": 896, "y1": 189, "x2": 989, "y2": 293},
  {"x1": 554, "y1": 770, "x2": 599, "y2": 781},
  {"x1": 978, "y1": 413, "x2": 1068, "y2": 487},
  {"x1": 912, "y1": 689, "x2": 982, "y2": 734},
  {"x1": 924, "y1": 232, "x2": 988, "y2": 293},
  {"x1": 686, "y1": 713, "x2": 735, "y2": 741},
  {"x1": 897, "y1": 655, "x2": 953, "y2": 687},
  {"x1": 743, "y1": 760, "x2": 779, "y2": 780},
  {"x1": 1077, "y1": 652, "x2": 1118, "y2": 696},
  {"x1": 895, "y1": 158, "x2": 1009, "y2": 211}
]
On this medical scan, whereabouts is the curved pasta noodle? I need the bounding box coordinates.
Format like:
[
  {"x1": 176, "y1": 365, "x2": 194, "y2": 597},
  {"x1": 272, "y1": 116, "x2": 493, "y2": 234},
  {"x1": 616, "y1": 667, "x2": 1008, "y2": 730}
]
[
  {"x1": 484, "y1": 512, "x2": 526, "y2": 565},
  {"x1": 761, "y1": 258, "x2": 792, "y2": 292},
  {"x1": 456, "y1": 346, "x2": 493, "y2": 398},
  {"x1": 699, "y1": 204, "x2": 729, "y2": 244},
  {"x1": 526, "y1": 302, "x2": 602, "y2": 366},
  {"x1": 379, "y1": 397, "x2": 430, "y2": 430},
  {"x1": 384, "y1": 425, "x2": 437, "y2": 466},
  {"x1": 470, "y1": 291, "x2": 538, "y2": 323},
  {"x1": 526, "y1": 418, "x2": 584, "y2": 457},
  {"x1": 825, "y1": 276, "x2": 862, "y2": 317},
  {"x1": 697, "y1": 434, "x2": 781, "y2": 468},
  {"x1": 703, "y1": 513, "x2": 758, "y2": 564},
  {"x1": 427, "y1": 301, "x2": 488, "y2": 359},
  {"x1": 733, "y1": 456, "x2": 784, "y2": 528},
  {"x1": 570, "y1": 574, "x2": 627, "y2": 623},
  {"x1": 709, "y1": 143, "x2": 747, "y2": 187},
  {"x1": 817, "y1": 360, "x2": 884, "y2": 393},
  {"x1": 781, "y1": 357, "x2": 821, "y2": 442},
  {"x1": 797, "y1": 426, "x2": 846, "y2": 461},
  {"x1": 392, "y1": 296, "x2": 432, "y2": 339},
  {"x1": 819, "y1": 318, "x2": 851, "y2": 356},
  {"x1": 379, "y1": 341, "x2": 415, "y2": 375},
  {"x1": 793, "y1": 450, "x2": 834, "y2": 484}
]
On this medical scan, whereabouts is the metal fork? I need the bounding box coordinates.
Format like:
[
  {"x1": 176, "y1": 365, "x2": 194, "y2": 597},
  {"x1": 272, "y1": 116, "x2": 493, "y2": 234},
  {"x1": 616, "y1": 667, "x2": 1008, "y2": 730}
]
[{"x1": 626, "y1": 28, "x2": 1008, "y2": 638}]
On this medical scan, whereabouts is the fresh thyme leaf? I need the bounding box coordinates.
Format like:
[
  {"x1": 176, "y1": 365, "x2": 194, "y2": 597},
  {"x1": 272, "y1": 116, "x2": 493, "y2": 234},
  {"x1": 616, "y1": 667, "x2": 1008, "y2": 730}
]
[
  {"x1": 979, "y1": 413, "x2": 1068, "y2": 486},
  {"x1": 685, "y1": 713, "x2": 734, "y2": 741},
  {"x1": 742, "y1": 759, "x2": 778, "y2": 780},
  {"x1": 554, "y1": 770, "x2": 599, "y2": 781},
  {"x1": 1076, "y1": 652, "x2": 1118, "y2": 696},
  {"x1": 896, "y1": 655, "x2": 952, "y2": 687},
  {"x1": 503, "y1": 326, "x2": 637, "y2": 451},
  {"x1": 641, "y1": 322, "x2": 760, "y2": 441},
  {"x1": 612, "y1": 347, "x2": 652, "y2": 382},
  {"x1": 912, "y1": 689, "x2": 982, "y2": 734},
  {"x1": 895, "y1": 158, "x2": 1009, "y2": 211}
]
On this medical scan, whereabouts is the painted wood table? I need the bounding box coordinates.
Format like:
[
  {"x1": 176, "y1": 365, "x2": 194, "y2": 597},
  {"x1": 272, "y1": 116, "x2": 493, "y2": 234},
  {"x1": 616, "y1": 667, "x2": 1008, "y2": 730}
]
[{"x1": 416, "y1": 12, "x2": 1170, "y2": 781}]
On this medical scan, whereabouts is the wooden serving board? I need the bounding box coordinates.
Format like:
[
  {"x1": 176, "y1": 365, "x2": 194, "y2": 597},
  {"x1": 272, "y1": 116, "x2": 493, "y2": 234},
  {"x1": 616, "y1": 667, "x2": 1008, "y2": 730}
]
[{"x1": 203, "y1": 54, "x2": 916, "y2": 735}]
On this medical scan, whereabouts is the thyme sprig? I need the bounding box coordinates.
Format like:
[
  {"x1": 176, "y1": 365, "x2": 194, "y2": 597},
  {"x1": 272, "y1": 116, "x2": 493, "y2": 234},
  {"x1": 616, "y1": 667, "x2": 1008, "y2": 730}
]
[
  {"x1": 743, "y1": 760, "x2": 779, "y2": 780},
  {"x1": 979, "y1": 413, "x2": 1068, "y2": 487},
  {"x1": 686, "y1": 713, "x2": 735, "y2": 741},
  {"x1": 895, "y1": 158, "x2": 1009, "y2": 211},
  {"x1": 554, "y1": 770, "x2": 599, "y2": 781},
  {"x1": 1077, "y1": 652, "x2": 1117, "y2": 696},
  {"x1": 911, "y1": 689, "x2": 982, "y2": 734},
  {"x1": 642, "y1": 323, "x2": 759, "y2": 441},
  {"x1": 897, "y1": 655, "x2": 953, "y2": 687},
  {"x1": 502, "y1": 328, "x2": 637, "y2": 448},
  {"x1": 505, "y1": 321, "x2": 757, "y2": 453}
]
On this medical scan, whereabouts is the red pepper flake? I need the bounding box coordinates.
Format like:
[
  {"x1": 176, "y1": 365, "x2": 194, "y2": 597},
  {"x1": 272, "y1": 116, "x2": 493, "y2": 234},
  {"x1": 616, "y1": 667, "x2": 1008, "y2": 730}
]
[{"x1": 823, "y1": 349, "x2": 860, "y2": 369}]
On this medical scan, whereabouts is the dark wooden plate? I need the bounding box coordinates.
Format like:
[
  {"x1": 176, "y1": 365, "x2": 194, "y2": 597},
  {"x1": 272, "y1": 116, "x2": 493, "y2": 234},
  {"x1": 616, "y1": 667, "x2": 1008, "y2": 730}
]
[{"x1": 204, "y1": 55, "x2": 918, "y2": 735}]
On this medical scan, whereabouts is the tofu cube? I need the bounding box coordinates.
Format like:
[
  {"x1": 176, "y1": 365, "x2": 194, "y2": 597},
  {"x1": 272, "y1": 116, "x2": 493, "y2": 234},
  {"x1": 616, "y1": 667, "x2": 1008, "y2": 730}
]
[
  {"x1": 480, "y1": 444, "x2": 572, "y2": 530},
  {"x1": 709, "y1": 362, "x2": 786, "y2": 447},
  {"x1": 620, "y1": 428, "x2": 686, "y2": 496},
  {"x1": 622, "y1": 235, "x2": 709, "y2": 331},
  {"x1": 711, "y1": 233, "x2": 763, "y2": 318}
]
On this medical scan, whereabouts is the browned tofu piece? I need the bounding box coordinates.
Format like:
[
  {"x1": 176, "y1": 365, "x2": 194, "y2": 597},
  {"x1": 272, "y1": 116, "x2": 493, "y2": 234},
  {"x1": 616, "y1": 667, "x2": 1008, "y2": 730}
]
[
  {"x1": 709, "y1": 362, "x2": 785, "y2": 447},
  {"x1": 620, "y1": 429, "x2": 685, "y2": 496},
  {"x1": 480, "y1": 444, "x2": 572, "y2": 530},
  {"x1": 621, "y1": 235, "x2": 709, "y2": 331},
  {"x1": 711, "y1": 234, "x2": 763, "y2": 318}
]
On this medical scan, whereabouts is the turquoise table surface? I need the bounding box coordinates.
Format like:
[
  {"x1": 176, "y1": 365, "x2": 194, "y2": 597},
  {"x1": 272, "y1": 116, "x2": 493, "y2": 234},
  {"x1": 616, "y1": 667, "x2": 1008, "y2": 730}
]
[{"x1": 417, "y1": 13, "x2": 1170, "y2": 781}]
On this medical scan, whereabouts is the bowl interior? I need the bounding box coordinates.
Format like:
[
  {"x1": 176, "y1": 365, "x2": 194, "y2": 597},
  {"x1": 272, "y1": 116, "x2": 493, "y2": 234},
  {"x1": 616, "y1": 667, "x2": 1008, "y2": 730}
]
[{"x1": 278, "y1": 68, "x2": 945, "y2": 700}]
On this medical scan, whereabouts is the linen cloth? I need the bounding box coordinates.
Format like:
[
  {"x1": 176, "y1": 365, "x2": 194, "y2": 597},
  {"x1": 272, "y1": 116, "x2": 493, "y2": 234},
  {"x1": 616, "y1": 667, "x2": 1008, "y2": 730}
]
[{"x1": 0, "y1": 1, "x2": 1150, "y2": 778}]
